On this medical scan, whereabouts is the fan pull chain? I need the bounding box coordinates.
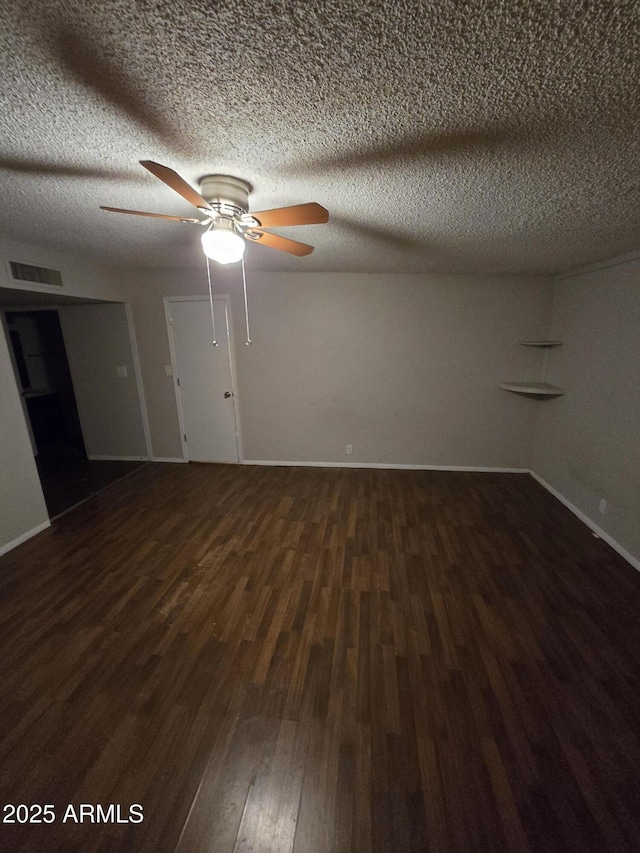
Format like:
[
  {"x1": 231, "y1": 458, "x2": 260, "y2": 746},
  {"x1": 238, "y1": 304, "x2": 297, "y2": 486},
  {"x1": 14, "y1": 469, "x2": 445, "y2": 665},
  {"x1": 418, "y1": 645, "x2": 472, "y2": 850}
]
[
  {"x1": 241, "y1": 256, "x2": 252, "y2": 346},
  {"x1": 205, "y1": 256, "x2": 219, "y2": 347}
]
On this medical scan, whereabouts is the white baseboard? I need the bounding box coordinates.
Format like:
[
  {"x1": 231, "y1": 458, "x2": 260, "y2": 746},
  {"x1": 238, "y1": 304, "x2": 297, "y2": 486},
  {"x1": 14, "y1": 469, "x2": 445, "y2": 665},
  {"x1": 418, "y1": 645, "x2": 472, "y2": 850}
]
[
  {"x1": 150, "y1": 457, "x2": 187, "y2": 463},
  {"x1": 244, "y1": 460, "x2": 529, "y2": 473},
  {"x1": 87, "y1": 455, "x2": 149, "y2": 462},
  {"x1": 244, "y1": 461, "x2": 638, "y2": 571},
  {"x1": 529, "y1": 470, "x2": 639, "y2": 572},
  {"x1": 0, "y1": 520, "x2": 51, "y2": 556},
  {"x1": 2, "y1": 468, "x2": 635, "y2": 573}
]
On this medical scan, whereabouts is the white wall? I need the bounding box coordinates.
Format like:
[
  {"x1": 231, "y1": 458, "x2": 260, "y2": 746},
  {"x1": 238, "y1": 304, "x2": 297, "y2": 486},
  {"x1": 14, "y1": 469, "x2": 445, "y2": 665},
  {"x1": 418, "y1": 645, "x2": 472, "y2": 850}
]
[
  {"x1": 59, "y1": 304, "x2": 148, "y2": 460},
  {"x1": 531, "y1": 254, "x2": 640, "y2": 564},
  {"x1": 0, "y1": 326, "x2": 49, "y2": 554},
  {"x1": 3, "y1": 233, "x2": 637, "y2": 569},
  {"x1": 131, "y1": 285, "x2": 184, "y2": 461},
  {"x1": 0, "y1": 235, "x2": 125, "y2": 301},
  {"x1": 125, "y1": 268, "x2": 554, "y2": 467}
]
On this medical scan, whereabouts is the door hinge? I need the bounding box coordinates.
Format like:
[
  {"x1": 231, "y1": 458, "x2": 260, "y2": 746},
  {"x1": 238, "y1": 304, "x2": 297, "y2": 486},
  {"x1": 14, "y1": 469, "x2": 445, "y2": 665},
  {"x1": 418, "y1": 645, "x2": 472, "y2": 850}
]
[
  {"x1": 183, "y1": 433, "x2": 187, "y2": 442},
  {"x1": 177, "y1": 377, "x2": 180, "y2": 386}
]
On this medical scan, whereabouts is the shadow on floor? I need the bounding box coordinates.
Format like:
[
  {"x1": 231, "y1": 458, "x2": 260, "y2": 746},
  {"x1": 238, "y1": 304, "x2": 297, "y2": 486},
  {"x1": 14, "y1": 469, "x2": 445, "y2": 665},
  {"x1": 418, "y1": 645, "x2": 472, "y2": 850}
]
[{"x1": 36, "y1": 454, "x2": 148, "y2": 519}]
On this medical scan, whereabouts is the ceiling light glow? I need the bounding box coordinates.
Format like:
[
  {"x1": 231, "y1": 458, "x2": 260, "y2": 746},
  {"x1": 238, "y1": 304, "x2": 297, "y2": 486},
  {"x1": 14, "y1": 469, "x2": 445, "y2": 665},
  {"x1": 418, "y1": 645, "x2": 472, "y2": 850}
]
[{"x1": 201, "y1": 223, "x2": 245, "y2": 265}]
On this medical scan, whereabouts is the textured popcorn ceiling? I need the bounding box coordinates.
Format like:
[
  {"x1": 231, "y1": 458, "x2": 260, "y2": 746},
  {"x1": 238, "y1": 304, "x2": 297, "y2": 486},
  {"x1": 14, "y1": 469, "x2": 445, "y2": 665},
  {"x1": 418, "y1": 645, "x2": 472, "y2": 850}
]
[{"x1": 0, "y1": 0, "x2": 638, "y2": 275}]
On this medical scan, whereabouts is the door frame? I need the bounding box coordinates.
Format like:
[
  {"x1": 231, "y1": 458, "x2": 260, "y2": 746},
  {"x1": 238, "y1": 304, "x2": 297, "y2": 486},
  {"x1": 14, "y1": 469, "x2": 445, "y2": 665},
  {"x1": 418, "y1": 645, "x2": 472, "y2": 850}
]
[{"x1": 164, "y1": 295, "x2": 242, "y2": 463}]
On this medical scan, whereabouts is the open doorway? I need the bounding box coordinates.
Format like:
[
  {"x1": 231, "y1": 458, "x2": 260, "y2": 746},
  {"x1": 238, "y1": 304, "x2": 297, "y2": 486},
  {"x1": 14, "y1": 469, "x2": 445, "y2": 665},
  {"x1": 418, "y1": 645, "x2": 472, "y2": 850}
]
[
  {"x1": 6, "y1": 310, "x2": 86, "y2": 458},
  {"x1": 3, "y1": 307, "x2": 146, "y2": 518}
]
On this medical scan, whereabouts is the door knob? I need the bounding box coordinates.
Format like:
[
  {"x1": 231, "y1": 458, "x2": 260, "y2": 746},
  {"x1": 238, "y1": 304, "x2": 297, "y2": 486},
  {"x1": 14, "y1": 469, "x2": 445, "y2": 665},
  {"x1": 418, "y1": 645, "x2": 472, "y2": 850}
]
[{"x1": 224, "y1": 391, "x2": 231, "y2": 398}]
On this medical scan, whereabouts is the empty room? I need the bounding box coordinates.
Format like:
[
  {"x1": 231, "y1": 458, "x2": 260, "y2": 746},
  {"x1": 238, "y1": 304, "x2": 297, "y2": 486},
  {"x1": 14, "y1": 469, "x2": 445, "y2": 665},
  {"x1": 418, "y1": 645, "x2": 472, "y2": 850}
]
[{"x1": 1, "y1": 1, "x2": 639, "y2": 851}]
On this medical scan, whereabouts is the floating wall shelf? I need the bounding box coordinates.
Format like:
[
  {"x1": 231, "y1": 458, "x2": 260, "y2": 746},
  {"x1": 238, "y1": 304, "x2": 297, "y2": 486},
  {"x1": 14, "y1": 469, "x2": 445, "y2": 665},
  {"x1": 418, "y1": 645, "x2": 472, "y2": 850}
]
[
  {"x1": 501, "y1": 340, "x2": 564, "y2": 397},
  {"x1": 500, "y1": 382, "x2": 564, "y2": 397},
  {"x1": 519, "y1": 340, "x2": 562, "y2": 347}
]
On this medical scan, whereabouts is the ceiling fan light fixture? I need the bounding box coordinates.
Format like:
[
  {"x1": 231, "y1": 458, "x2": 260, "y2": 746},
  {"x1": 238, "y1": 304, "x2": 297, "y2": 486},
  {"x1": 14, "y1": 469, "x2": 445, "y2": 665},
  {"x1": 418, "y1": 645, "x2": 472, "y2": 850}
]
[
  {"x1": 201, "y1": 220, "x2": 245, "y2": 265},
  {"x1": 102, "y1": 162, "x2": 327, "y2": 261}
]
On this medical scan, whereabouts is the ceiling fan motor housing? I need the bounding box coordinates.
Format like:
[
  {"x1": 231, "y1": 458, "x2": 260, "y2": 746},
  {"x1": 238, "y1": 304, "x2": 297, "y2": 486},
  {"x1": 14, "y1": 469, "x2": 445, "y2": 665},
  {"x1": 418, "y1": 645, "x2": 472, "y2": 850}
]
[
  {"x1": 199, "y1": 175, "x2": 251, "y2": 215},
  {"x1": 102, "y1": 161, "x2": 325, "y2": 256}
]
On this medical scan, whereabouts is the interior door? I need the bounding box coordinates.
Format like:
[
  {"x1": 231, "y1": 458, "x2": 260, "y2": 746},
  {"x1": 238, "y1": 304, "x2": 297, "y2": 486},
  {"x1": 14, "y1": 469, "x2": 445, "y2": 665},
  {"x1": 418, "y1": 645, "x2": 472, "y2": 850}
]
[{"x1": 168, "y1": 298, "x2": 239, "y2": 463}]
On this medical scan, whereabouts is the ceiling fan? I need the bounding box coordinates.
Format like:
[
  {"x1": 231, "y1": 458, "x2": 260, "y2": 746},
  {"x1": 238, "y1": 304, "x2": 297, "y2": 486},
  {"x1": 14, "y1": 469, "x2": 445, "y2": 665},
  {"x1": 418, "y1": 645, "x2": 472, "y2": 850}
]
[{"x1": 101, "y1": 160, "x2": 329, "y2": 264}]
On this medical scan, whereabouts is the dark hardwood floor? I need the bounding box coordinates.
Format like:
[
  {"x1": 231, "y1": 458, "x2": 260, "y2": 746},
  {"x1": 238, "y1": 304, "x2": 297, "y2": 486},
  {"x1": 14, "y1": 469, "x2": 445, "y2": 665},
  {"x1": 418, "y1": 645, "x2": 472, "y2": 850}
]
[
  {"x1": 35, "y1": 453, "x2": 148, "y2": 519},
  {"x1": 1, "y1": 463, "x2": 639, "y2": 852}
]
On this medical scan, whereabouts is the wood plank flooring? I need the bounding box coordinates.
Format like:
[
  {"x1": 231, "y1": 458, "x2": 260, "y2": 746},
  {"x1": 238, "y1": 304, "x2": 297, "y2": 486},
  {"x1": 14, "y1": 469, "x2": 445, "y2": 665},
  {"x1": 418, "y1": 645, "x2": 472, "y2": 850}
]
[
  {"x1": 36, "y1": 454, "x2": 147, "y2": 519},
  {"x1": 1, "y1": 463, "x2": 639, "y2": 852}
]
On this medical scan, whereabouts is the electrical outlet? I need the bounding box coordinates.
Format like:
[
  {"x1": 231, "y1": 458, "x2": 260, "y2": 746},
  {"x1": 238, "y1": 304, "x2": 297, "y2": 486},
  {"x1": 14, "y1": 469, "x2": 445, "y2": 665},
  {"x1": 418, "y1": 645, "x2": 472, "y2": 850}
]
[
  {"x1": 116, "y1": 365, "x2": 128, "y2": 378},
  {"x1": 164, "y1": 364, "x2": 173, "y2": 376},
  {"x1": 346, "y1": 444, "x2": 353, "y2": 455},
  {"x1": 599, "y1": 498, "x2": 607, "y2": 515}
]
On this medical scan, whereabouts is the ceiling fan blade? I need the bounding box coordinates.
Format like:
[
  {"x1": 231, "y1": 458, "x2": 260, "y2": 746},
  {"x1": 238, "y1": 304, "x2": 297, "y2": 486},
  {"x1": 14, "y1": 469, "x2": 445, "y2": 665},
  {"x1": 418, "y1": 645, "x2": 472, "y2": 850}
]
[
  {"x1": 249, "y1": 230, "x2": 314, "y2": 256},
  {"x1": 140, "y1": 161, "x2": 213, "y2": 211},
  {"x1": 100, "y1": 206, "x2": 202, "y2": 223},
  {"x1": 248, "y1": 203, "x2": 329, "y2": 228}
]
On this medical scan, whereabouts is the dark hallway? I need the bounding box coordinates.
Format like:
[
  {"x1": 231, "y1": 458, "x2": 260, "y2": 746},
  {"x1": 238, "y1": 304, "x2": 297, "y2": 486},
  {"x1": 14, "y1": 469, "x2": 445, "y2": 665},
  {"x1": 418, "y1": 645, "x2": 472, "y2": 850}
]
[{"x1": 5, "y1": 309, "x2": 145, "y2": 517}]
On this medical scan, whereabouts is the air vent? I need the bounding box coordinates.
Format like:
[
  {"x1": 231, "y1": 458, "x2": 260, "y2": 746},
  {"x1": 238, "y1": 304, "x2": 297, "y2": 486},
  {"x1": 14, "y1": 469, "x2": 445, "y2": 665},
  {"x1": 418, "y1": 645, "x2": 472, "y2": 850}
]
[{"x1": 8, "y1": 260, "x2": 63, "y2": 287}]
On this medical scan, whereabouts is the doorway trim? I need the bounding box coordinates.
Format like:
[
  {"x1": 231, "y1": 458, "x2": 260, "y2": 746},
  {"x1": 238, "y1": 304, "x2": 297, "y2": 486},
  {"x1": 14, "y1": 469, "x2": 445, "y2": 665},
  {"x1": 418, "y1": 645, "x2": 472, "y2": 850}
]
[
  {"x1": 164, "y1": 295, "x2": 243, "y2": 464},
  {"x1": 124, "y1": 303, "x2": 153, "y2": 459}
]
